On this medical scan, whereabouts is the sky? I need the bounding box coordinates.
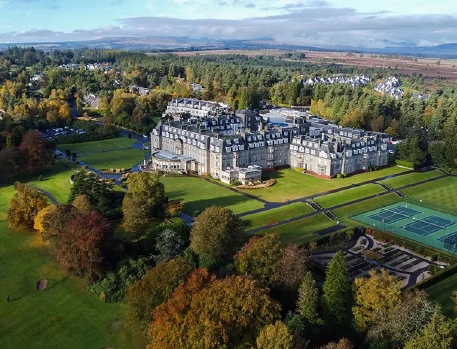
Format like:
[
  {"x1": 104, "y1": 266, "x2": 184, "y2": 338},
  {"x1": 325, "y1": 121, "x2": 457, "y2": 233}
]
[{"x1": 0, "y1": 0, "x2": 456, "y2": 47}]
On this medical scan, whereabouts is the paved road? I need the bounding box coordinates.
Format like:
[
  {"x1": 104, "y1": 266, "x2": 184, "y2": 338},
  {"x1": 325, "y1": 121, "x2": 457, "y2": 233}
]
[{"x1": 35, "y1": 187, "x2": 59, "y2": 205}]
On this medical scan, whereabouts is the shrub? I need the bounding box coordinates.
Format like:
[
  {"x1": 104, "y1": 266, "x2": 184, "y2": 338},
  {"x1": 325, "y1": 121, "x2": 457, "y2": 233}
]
[{"x1": 337, "y1": 173, "x2": 342, "y2": 178}]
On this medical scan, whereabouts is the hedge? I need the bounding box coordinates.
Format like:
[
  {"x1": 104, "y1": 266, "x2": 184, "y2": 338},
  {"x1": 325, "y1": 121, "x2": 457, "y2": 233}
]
[
  {"x1": 408, "y1": 263, "x2": 457, "y2": 290},
  {"x1": 56, "y1": 127, "x2": 120, "y2": 144}
]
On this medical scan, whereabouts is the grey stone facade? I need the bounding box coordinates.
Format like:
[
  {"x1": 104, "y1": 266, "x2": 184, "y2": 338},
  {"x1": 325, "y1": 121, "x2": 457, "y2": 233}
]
[{"x1": 151, "y1": 100, "x2": 389, "y2": 179}]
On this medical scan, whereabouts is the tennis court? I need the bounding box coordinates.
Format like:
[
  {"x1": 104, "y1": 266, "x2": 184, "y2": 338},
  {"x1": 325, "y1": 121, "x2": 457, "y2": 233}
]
[{"x1": 352, "y1": 202, "x2": 457, "y2": 255}]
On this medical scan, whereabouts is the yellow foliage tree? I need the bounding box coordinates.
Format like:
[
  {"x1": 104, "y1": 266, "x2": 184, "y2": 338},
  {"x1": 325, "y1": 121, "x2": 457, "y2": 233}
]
[
  {"x1": 34, "y1": 205, "x2": 57, "y2": 234},
  {"x1": 256, "y1": 321, "x2": 293, "y2": 349},
  {"x1": 352, "y1": 269, "x2": 402, "y2": 331}
]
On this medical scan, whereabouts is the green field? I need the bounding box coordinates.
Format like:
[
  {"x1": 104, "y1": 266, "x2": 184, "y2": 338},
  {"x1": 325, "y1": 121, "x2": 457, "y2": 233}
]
[
  {"x1": 381, "y1": 170, "x2": 443, "y2": 189},
  {"x1": 332, "y1": 193, "x2": 401, "y2": 218},
  {"x1": 242, "y1": 202, "x2": 313, "y2": 230},
  {"x1": 315, "y1": 184, "x2": 385, "y2": 208},
  {"x1": 0, "y1": 186, "x2": 144, "y2": 349},
  {"x1": 161, "y1": 176, "x2": 264, "y2": 215},
  {"x1": 402, "y1": 177, "x2": 457, "y2": 215},
  {"x1": 427, "y1": 273, "x2": 457, "y2": 317},
  {"x1": 257, "y1": 214, "x2": 338, "y2": 245},
  {"x1": 79, "y1": 149, "x2": 146, "y2": 170},
  {"x1": 57, "y1": 137, "x2": 136, "y2": 154},
  {"x1": 238, "y1": 167, "x2": 408, "y2": 202}
]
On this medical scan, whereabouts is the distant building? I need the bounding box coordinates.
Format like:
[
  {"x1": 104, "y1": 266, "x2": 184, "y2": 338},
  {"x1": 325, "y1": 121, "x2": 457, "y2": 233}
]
[{"x1": 374, "y1": 76, "x2": 404, "y2": 99}]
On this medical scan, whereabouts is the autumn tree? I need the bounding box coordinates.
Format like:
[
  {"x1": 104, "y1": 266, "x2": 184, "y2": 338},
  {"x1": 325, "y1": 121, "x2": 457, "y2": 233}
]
[
  {"x1": 297, "y1": 271, "x2": 322, "y2": 326},
  {"x1": 256, "y1": 321, "x2": 293, "y2": 349},
  {"x1": 451, "y1": 291, "x2": 457, "y2": 314},
  {"x1": 277, "y1": 243, "x2": 309, "y2": 293},
  {"x1": 403, "y1": 307, "x2": 452, "y2": 349},
  {"x1": 154, "y1": 228, "x2": 187, "y2": 263},
  {"x1": 33, "y1": 205, "x2": 57, "y2": 234},
  {"x1": 235, "y1": 234, "x2": 281, "y2": 284},
  {"x1": 8, "y1": 183, "x2": 48, "y2": 231},
  {"x1": 322, "y1": 251, "x2": 352, "y2": 334},
  {"x1": 40, "y1": 204, "x2": 79, "y2": 243},
  {"x1": 149, "y1": 272, "x2": 281, "y2": 349},
  {"x1": 57, "y1": 211, "x2": 113, "y2": 283},
  {"x1": 19, "y1": 130, "x2": 53, "y2": 173},
  {"x1": 71, "y1": 194, "x2": 93, "y2": 213},
  {"x1": 190, "y1": 206, "x2": 245, "y2": 266},
  {"x1": 122, "y1": 172, "x2": 166, "y2": 239},
  {"x1": 352, "y1": 269, "x2": 402, "y2": 332},
  {"x1": 318, "y1": 338, "x2": 353, "y2": 349},
  {"x1": 126, "y1": 257, "x2": 194, "y2": 332}
]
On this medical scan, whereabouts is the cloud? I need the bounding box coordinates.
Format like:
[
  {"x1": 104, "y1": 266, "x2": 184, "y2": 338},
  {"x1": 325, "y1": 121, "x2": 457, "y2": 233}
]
[{"x1": 0, "y1": 4, "x2": 457, "y2": 48}]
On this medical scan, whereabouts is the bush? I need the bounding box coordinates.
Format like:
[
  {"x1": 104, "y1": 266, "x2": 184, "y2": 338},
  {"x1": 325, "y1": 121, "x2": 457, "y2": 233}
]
[{"x1": 410, "y1": 263, "x2": 457, "y2": 290}]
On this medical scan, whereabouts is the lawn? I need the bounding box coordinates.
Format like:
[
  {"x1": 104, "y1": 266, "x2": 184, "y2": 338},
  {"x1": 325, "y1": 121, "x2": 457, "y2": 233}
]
[
  {"x1": 242, "y1": 202, "x2": 314, "y2": 230},
  {"x1": 257, "y1": 214, "x2": 338, "y2": 245},
  {"x1": 402, "y1": 177, "x2": 457, "y2": 215},
  {"x1": 57, "y1": 137, "x2": 136, "y2": 154},
  {"x1": 332, "y1": 193, "x2": 401, "y2": 218},
  {"x1": 426, "y1": 273, "x2": 457, "y2": 318},
  {"x1": 79, "y1": 149, "x2": 146, "y2": 170},
  {"x1": 161, "y1": 176, "x2": 264, "y2": 215},
  {"x1": 380, "y1": 170, "x2": 443, "y2": 189},
  {"x1": 0, "y1": 187, "x2": 145, "y2": 349},
  {"x1": 315, "y1": 184, "x2": 385, "y2": 208},
  {"x1": 238, "y1": 167, "x2": 408, "y2": 202}
]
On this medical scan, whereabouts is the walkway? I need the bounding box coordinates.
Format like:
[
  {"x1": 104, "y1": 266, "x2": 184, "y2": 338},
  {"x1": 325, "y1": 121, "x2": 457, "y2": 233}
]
[{"x1": 35, "y1": 187, "x2": 59, "y2": 205}]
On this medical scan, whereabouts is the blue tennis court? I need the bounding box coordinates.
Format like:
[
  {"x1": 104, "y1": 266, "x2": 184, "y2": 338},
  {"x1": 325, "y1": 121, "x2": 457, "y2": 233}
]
[
  {"x1": 438, "y1": 231, "x2": 457, "y2": 243},
  {"x1": 369, "y1": 206, "x2": 421, "y2": 224}
]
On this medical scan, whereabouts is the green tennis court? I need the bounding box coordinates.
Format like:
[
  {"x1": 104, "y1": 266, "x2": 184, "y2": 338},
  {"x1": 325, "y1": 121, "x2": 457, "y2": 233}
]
[{"x1": 352, "y1": 202, "x2": 457, "y2": 255}]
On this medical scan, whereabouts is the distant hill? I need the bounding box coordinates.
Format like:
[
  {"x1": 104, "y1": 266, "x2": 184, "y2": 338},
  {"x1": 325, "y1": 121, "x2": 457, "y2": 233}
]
[{"x1": 0, "y1": 36, "x2": 456, "y2": 58}]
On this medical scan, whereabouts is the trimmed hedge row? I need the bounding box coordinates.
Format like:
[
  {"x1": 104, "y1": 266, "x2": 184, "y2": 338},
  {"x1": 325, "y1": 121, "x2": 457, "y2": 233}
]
[
  {"x1": 56, "y1": 126, "x2": 120, "y2": 144},
  {"x1": 409, "y1": 263, "x2": 457, "y2": 290}
]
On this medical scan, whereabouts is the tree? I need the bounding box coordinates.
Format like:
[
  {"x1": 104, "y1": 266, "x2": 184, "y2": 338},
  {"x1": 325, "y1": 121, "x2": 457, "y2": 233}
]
[
  {"x1": 33, "y1": 205, "x2": 57, "y2": 234},
  {"x1": 149, "y1": 272, "x2": 281, "y2": 349},
  {"x1": 256, "y1": 321, "x2": 293, "y2": 349},
  {"x1": 71, "y1": 194, "x2": 93, "y2": 213},
  {"x1": 234, "y1": 234, "x2": 281, "y2": 284},
  {"x1": 19, "y1": 130, "x2": 53, "y2": 173},
  {"x1": 297, "y1": 271, "x2": 321, "y2": 326},
  {"x1": 451, "y1": 291, "x2": 457, "y2": 313},
  {"x1": 318, "y1": 338, "x2": 353, "y2": 349},
  {"x1": 322, "y1": 251, "x2": 352, "y2": 332},
  {"x1": 126, "y1": 257, "x2": 194, "y2": 332},
  {"x1": 57, "y1": 211, "x2": 113, "y2": 283},
  {"x1": 403, "y1": 307, "x2": 452, "y2": 349},
  {"x1": 352, "y1": 269, "x2": 402, "y2": 332},
  {"x1": 122, "y1": 172, "x2": 166, "y2": 239},
  {"x1": 277, "y1": 244, "x2": 309, "y2": 292},
  {"x1": 40, "y1": 204, "x2": 78, "y2": 243},
  {"x1": 190, "y1": 206, "x2": 246, "y2": 266},
  {"x1": 8, "y1": 183, "x2": 48, "y2": 231},
  {"x1": 154, "y1": 228, "x2": 187, "y2": 263}
]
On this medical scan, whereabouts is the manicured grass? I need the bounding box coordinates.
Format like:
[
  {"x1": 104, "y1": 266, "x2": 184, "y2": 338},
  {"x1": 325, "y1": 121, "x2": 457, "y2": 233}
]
[
  {"x1": 242, "y1": 202, "x2": 313, "y2": 230},
  {"x1": 0, "y1": 188, "x2": 145, "y2": 349},
  {"x1": 315, "y1": 184, "x2": 385, "y2": 208},
  {"x1": 402, "y1": 177, "x2": 457, "y2": 215},
  {"x1": 380, "y1": 170, "x2": 443, "y2": 189},
  {"x1": 58, "y1": 137, "x2": 136, "y2": 154},
  {"x1": 426, "y1": 273, "x2": 457, "y2": 318},
  {"x1": 238, "y1": 167, "x2": 408, "y2": 202},
  {"x1": 79, "y1": 149, "x2": 146, "y2": 170},
  {"x1": 333, "y1": 193, "x2": 401, "y2": 218},
  {"x1": 161, "y1": 176, "x2": 264, "y2": 215},
  {"x1": 257, "y1": 214, "x2": 337, "y2": 245}
]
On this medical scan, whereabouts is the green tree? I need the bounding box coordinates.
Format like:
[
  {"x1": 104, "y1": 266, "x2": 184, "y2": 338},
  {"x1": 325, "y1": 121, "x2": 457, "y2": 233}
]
[
  {"x1": 126, "y1": 257, "x2": 193, "y2": 333},
  {"x1": 403, "y1": 307, "x2": 452, "y2": 349},
  {"x1": 8, "y1": 183, "x2": 48, "y2": 231},
  {"x1": 256, "y1": 321, "x2": 293, "y2": 349},
  {"x1": 122, "y1": 172, "x2": 166, "y2": 239},
  {"x1": 322, "y1": 251, "x2": 352, "y2": 333},
  {"x1": 154, "y1": 228, "x2": 187, "y2": 263},
  {"x1": 297, "y1": 271, "x2": 322, "y2": 326},
  {"x1": 190, "y1": 206, "x2": 246, "y2": 266},
  {"x1": 234, "y1": 234, "x2": 281, "y2": 284}
]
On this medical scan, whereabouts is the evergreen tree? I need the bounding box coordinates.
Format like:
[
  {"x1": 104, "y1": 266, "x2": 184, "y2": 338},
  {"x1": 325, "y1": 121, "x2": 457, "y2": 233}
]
[{"x1": 297, "y1": 271, "x2": 321, "y2": 326}]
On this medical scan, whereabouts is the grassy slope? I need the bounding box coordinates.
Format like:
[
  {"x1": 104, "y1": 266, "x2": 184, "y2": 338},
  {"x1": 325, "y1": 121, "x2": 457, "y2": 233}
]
[
  {"x1": 381, "y1": 170, "x2": 442, "y2": 188},
  {"x1": 402, "y1": 177, "x2": 457, "y2": 215},
  {"x1": 239, "y1": 167, "x2": 407, "y2": 202},
  {"x1": 332, "y1": 193, "x2": 401, "y2": 218},
  {"x1": 315, "y1": 184, "x2": 385, "y2": 208},
  {"x1": 242, "y1": 202, "x2": 313, "y2": 229},
  {"x1": 0, "y1": 187, "x2": 144, "y2": 349},
  {"x1": 57, "y1": 137, "x2": 136, "y2": 154},
  {"x1": 161, "y1": 176, "x2": 264, "y2": 215},
  {"x1": 79, "y1": 149, "x2": 146, "y2": 170},
  {"x1": 426, "y1": 273, "x2": 457, "y2": 318}
]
